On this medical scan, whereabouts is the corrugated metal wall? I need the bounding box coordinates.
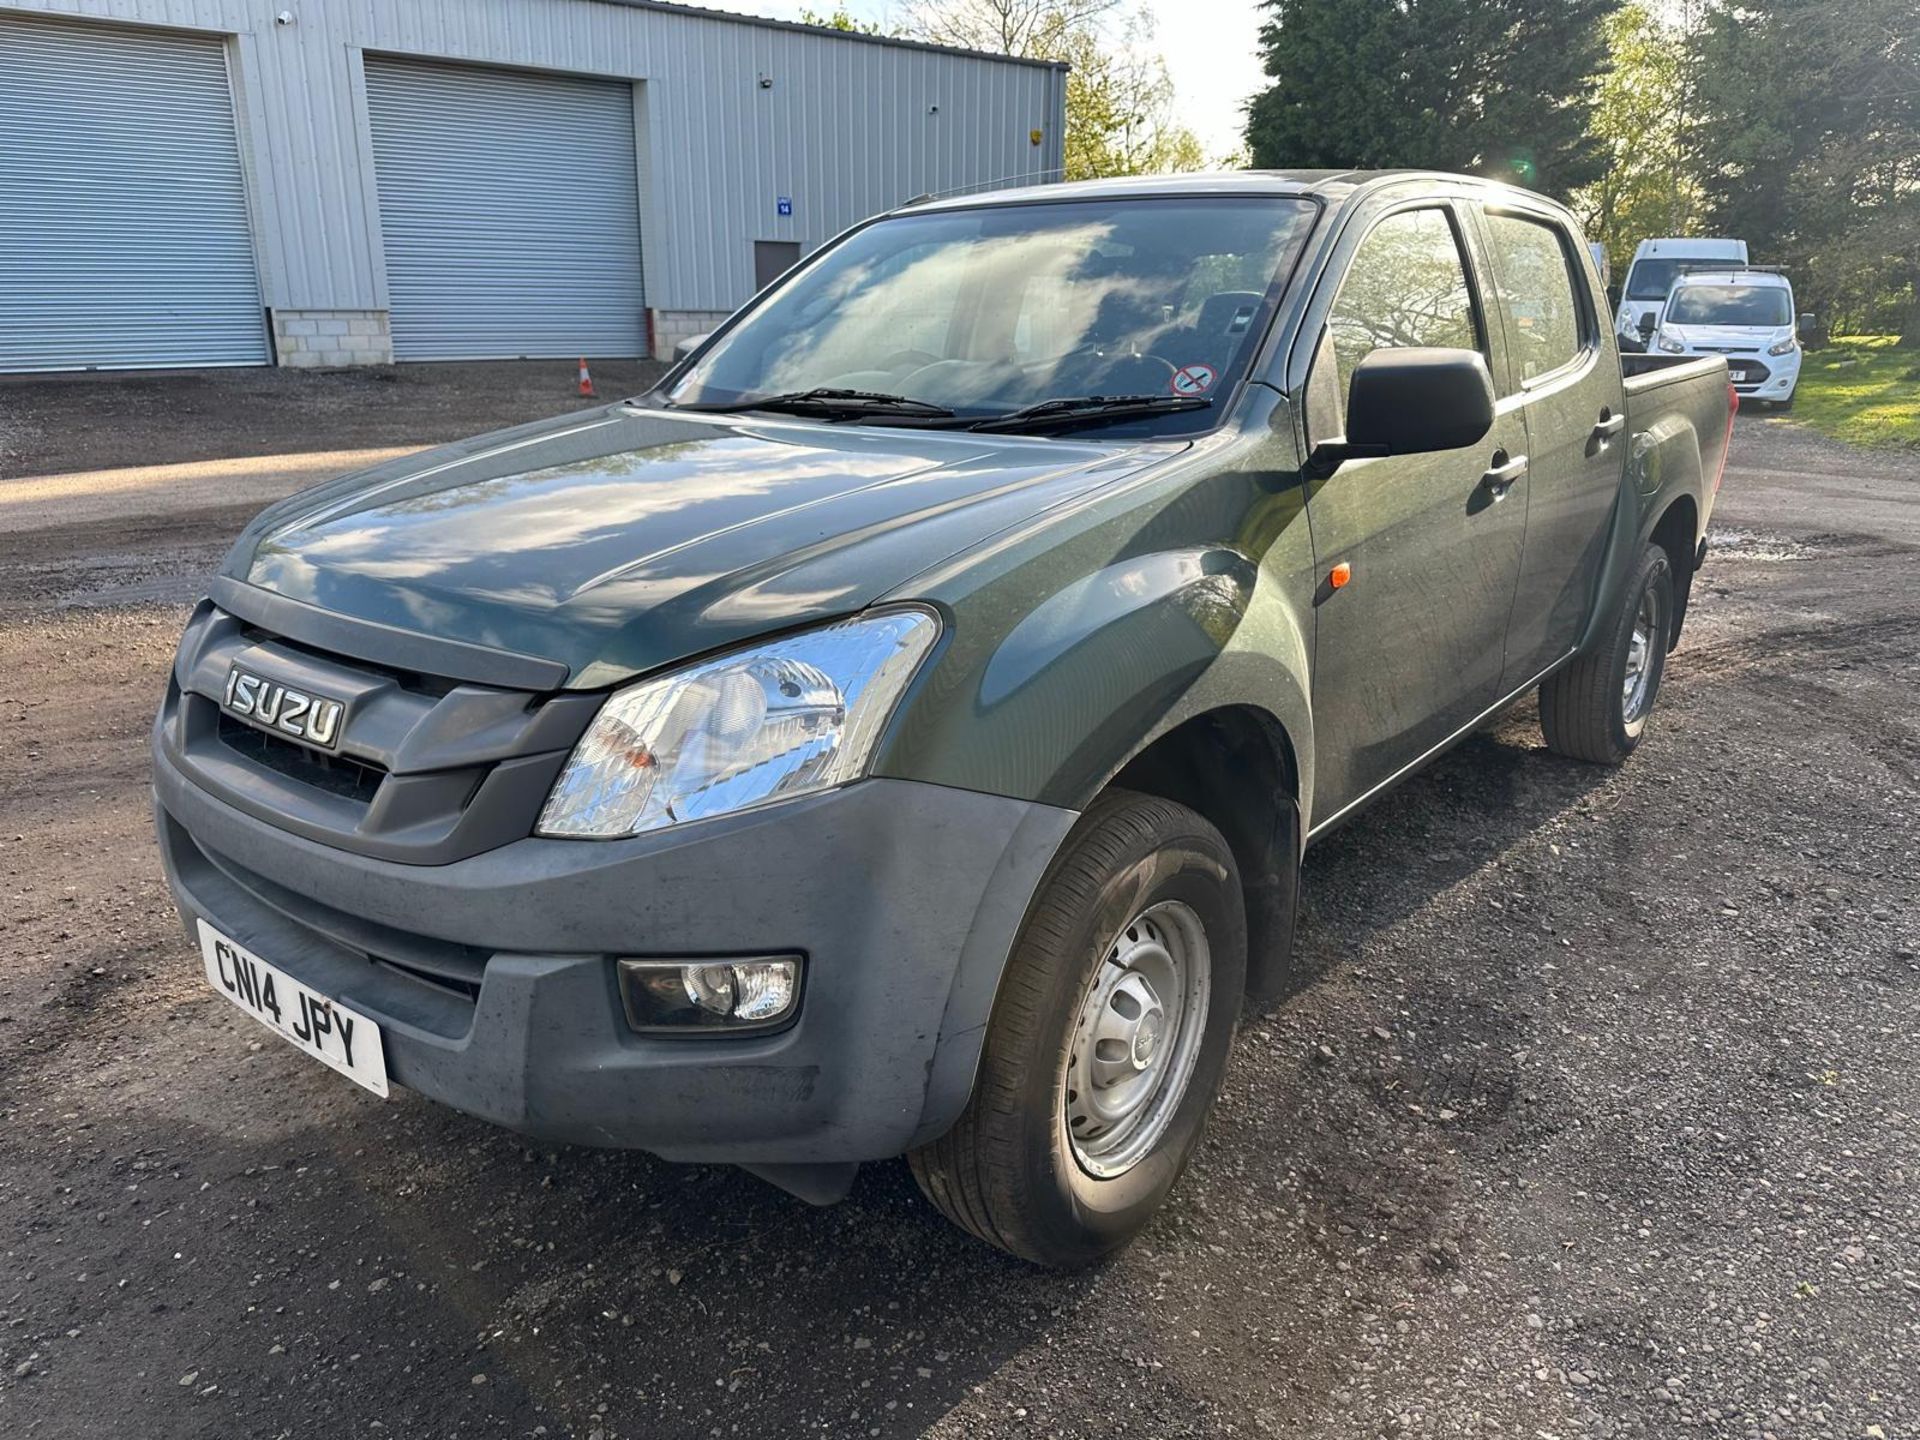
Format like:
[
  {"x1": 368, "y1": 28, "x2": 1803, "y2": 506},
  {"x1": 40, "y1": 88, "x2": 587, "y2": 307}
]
[
  {"x1": 0, "y1": 0, "x2": 1066, "y2": 328},
  {"x1": 0, "y1": 12, "x2": 268, "y2": 370},
  {"x1": 364, "y1": 56, "x2": 647, "y2": 359}
]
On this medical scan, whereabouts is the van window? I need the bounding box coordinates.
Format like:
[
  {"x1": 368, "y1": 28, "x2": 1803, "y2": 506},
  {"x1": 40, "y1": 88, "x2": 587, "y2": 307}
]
[
  {"x1": 1322, "y1": 207, "x2": 1482, "y2": 412},
  {"x1": 1484, "y1": 213, "x2": 1585, "y2": 385},
  {"x1": 1624, "y1": 258, "x2": 1701, "y2": 302},
  {"x1": 1666, "y1": 284, "x2": 1792, "y2": 327}
]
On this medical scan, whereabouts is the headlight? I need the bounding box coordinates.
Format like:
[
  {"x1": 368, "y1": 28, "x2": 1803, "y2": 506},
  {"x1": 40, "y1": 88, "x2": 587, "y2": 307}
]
[
  {"x1": 1767, "y1": 336, "x2": 1798, "y2": 356},
  {"x1": 538, "y1": 609, "x2": 939, "y2": 838},
  {"x1": 1656, "y1": 332, "x2": 1686, "y2": 354}
]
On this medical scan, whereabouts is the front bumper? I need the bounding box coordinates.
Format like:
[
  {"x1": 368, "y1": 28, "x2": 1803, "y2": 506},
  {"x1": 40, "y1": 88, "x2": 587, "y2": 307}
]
[{"x1": 154, "y1": 741, "x2": 1074, "y2": 1163}]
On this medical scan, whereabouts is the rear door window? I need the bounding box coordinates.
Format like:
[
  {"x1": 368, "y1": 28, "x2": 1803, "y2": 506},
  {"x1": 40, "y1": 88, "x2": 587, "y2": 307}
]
[{"x1": 1483, "y1": 212, "x2": 1587, "y2": 387}]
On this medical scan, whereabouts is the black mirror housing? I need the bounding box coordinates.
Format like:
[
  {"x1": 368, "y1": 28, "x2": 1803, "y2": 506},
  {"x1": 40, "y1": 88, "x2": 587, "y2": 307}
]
[{"x1": 1343, "y1": 346, "x2": 1496, "y2": 457}]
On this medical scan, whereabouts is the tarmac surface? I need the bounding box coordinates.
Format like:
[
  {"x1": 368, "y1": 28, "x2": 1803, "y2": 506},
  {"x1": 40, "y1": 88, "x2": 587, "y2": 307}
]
[{"x1": 2, "y1": 365, "x2": 1915, "y2": 1438}]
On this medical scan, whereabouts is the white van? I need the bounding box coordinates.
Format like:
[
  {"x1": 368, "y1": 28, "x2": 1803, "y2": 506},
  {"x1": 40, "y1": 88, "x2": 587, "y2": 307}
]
[
  {"x1": 1616, "y1": 237, "x2": 1749, "y2": 350},
  {"x1": 1652, "y1": 269, "x2": 1802, "y2": 408}
]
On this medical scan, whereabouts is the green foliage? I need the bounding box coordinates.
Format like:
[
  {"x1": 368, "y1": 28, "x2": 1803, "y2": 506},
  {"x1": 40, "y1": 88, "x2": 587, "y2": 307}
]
[
  {"x1": 1244, "y1": 0, "x2": 1619, "y2": 200},
  {"x1": 901, "y1": 1, "x2": 1209, "y2": 179},
  {"x1": 798, "y1": 6, "x2": 888, "y2": 32},
  {"x1": 1575, "y1": 2, "x2": 1706, "y2": 280},
  {"x1": 1789, "y1": 337, "x2": 1920, "y2": 449},
  {"x1": 1688, "y1": 0, "x2": 1920, "y2": 341}
]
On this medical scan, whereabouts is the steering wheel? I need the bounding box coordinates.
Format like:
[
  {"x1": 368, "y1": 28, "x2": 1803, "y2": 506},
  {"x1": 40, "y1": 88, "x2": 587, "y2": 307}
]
[
  {"x1": 1085, "y1": 349, "x2": 1182, "y2": 390},
  {"x1": 879, "y1": 349, "x2": 943, "y2": 373}
]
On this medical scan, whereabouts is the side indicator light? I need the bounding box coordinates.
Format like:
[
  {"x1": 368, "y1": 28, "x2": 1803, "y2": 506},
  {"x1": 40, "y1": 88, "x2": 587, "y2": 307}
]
[{"x1": 1329, "y1": 562, "x2": 1352, "y2": 589}]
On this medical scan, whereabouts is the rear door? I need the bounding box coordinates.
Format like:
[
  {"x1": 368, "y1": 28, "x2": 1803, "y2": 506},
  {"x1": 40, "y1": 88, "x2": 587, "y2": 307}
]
[
  {"x1": 1471, "y1": 205, "x2": 1626, "y2": 686},
  {"x1": 1296, "y1": 199, "x2": 1531, "y2": 826}
]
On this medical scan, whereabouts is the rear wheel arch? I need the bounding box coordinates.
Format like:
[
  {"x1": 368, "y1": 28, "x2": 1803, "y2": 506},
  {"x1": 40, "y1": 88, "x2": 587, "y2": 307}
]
[{"x1": 1648, "y1": 493, "x2": 1700, "y2": 649}]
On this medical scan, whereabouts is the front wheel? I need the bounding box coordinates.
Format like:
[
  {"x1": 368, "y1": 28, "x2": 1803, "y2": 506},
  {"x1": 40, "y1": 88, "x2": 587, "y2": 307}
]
[
  {"x1": 908, "y1": 791, "x2": 1246, "y2": 1268},
  {"x1": 1539, "y1": 542, "x2": 1674, "y2": 765}
]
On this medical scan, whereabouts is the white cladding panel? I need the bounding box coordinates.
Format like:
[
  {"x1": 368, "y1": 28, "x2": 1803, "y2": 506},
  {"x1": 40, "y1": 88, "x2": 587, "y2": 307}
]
[
  {"x1": 0, "y1": 0, "x2": 1066, "y2": 325},
  {"x1": 364, "y1": 57, "x2": 647, "y2": 359},
  {"x1": 0, "y1": 12, "x2": 268, "y2": 369}
]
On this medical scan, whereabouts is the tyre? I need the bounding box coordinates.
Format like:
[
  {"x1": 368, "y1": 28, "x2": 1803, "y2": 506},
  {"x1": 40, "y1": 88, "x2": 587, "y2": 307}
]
[
  {"x1": 1774, "y1": 394, "x2": 1795, "y2": 412},
  {"x1": 908, "y1": 791, "x2": 1246, "y2": 1268},
  {"x1": 1539, "y1": 542, "x2": 1674, "y2": 765}
]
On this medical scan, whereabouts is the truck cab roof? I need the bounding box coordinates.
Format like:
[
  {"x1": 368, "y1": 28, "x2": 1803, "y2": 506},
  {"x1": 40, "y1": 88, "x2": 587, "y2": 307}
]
[{"x1": 902, "y1": 168, "x2": 1574, "y2": 217}]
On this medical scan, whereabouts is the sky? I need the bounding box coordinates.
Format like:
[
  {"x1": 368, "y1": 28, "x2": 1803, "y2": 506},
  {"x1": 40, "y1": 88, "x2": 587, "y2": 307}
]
[{"x1": 702, "y1": 1, "x2": 1271, "y2": 163}]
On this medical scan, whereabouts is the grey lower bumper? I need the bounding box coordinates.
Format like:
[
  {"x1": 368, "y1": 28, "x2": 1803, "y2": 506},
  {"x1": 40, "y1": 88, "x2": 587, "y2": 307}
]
[{"x1": 154, "y1": 749, "x2": 1074, "y2": 1164}]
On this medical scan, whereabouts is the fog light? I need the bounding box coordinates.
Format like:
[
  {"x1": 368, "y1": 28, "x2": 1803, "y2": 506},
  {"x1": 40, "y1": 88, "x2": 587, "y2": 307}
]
[{"x1": 618, "y1": 956, "x2": 802, "y2": 1035}]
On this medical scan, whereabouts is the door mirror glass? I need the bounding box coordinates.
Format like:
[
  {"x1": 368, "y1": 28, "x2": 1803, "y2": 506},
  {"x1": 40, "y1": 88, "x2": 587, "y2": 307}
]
[{"x1": 1309, "y1": 347, "x2": 1494, "y2": 474}]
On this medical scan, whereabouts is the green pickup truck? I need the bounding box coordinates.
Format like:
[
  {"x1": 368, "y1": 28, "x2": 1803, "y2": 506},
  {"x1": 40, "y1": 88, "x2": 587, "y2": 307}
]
[{"x1": 154, "y1": 171, "x2": 1734, "y2": 1267}]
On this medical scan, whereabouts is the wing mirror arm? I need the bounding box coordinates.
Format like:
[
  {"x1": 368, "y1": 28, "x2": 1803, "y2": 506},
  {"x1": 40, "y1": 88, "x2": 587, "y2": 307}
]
[{"x1": 1304, "y1": 440, "x2": 1390, "y2": 479}]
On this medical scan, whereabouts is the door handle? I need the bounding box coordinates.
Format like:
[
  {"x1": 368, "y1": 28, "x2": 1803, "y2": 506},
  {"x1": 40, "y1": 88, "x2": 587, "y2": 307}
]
[
  {"x1": 1480, "y1": 453, "x2": 1528, "y2": 496},
  {"x1": 1593, "y1": 412, "x2": 1627, "y2": 440}
]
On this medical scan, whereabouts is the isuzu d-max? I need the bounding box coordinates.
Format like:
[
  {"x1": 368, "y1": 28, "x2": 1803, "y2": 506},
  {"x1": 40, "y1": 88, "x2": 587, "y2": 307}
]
[{"x1": 154, "y1": 171, "x2": 1735, "y2": 1267}]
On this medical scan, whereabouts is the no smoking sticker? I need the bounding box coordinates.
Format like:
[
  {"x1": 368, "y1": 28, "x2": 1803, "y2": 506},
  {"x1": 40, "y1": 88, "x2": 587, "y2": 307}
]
[{"x1": 1170, "y1": 363, "x2": 1216, "y2": 397}]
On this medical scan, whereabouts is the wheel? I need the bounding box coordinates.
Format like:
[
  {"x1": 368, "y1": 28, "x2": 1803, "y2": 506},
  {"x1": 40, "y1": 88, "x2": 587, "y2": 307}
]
[
  {"x1": 1539, "y1": 543, "x2": 1674, "y2": 764},
  {"x1": 1774, "y1": 394, "x2": 1795, "y2": 412},
  {"x1": 908, "y1": 791, "x2": 1246, "y2": 1268}
]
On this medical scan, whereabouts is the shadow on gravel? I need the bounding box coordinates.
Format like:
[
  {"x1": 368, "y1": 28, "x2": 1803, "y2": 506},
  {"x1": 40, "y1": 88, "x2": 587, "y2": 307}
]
[{"x1": 1296, "y1": 716, "x2": 1616, "y2": 978}]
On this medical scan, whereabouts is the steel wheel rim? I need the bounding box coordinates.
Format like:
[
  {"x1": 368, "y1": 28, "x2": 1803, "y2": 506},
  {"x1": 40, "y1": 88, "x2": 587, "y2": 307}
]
[
  {"x1": 1063, "y1": 900, "x2": 1212, "y2": 1179},
  {"x1": 1622, "y1": 589, "x2": 1659, "y2": 721}
]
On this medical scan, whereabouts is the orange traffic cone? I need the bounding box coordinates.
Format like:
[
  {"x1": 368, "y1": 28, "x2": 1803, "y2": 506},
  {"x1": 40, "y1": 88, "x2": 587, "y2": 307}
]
[{"x1": 577, "y1": 357, "x2": 596, "y2": 398}]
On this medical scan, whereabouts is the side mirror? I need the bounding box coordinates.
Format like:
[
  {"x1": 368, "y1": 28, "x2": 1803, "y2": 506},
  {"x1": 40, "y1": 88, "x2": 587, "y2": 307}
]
[
  {"x1": 1797, "y1": 311, "x2": 1816, "y2": 336},
  {"x1": 1637, "y1": 312, "x2": 1658, "y2": 339},
  {"x1": 673, "y1": 332, "x2": 713, "y2": 363},
  {"x1": 1308, "y1": 347, "x2": 1495, "y2": 475}
]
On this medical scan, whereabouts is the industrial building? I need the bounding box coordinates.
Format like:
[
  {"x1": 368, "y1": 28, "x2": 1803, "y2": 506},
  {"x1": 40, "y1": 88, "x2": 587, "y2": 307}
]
[{"x1": 0, "y1": 0, "x2": 1066, "y2": 370}]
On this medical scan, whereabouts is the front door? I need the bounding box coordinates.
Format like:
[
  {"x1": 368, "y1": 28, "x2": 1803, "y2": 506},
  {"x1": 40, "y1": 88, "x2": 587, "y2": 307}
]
[{"x1": 1300, "y1": 202, "x2": 1531, "y2": 827}]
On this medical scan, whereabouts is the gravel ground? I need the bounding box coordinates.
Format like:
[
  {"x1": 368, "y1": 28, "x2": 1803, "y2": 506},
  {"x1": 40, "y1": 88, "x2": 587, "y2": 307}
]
[{"x1": 1, "y1": 370, "x2": 1916, "y2": 1439}]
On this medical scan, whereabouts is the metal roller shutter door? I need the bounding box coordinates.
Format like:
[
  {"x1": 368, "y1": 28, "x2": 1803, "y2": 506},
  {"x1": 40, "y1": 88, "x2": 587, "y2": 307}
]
[
  {"x1": 0, "y1": 14, "x2": 267, "y2": 372},
  {"x1": 363, "y1": 57, "x2": 647, "y2": 361}
]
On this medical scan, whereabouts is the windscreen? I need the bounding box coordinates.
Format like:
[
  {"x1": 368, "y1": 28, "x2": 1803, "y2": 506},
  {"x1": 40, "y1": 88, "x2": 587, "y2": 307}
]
[
  {"x1": 667, "y1": 197, "x2": 1320, "y2": 436},
  {"x1": 1666, "y1": 284, "x2": 1793, "y2": 327},
  {"x1": 1625, "y1": 258, "x2": 1699, "y2": 301}
]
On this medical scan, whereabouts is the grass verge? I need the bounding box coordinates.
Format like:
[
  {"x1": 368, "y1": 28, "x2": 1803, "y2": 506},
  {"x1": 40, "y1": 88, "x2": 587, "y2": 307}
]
[{"x1": 1788, "y1": 335, "x2": 1919, "y2": 449}]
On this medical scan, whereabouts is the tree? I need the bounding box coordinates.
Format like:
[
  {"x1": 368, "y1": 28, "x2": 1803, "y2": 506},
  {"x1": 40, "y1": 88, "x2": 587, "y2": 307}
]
[
  {"x1": 798, "y1": 5, "x2": 888, "y2": 31},
  {"x1": 1244, "y1": 0, "x2": 1619, "y2": 201},
  {"x1": 1689, "y1": 0, "x2": 1920, "y2": 340},
  {"x1": 899, "y1": 0, "x2": 1119, "y2": 53},
  {"x1": 900, "y1": 1, "x2": 1208, "y2": 179},
  {"x1": 1575, "y1": 2, "x2": 1705, "y2": 281}
]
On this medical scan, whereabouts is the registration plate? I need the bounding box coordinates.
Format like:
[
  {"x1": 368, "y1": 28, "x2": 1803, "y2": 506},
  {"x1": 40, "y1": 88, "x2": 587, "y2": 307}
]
[{"x1": 198, "y1": 920, "x2": 389, "y2": 1097}]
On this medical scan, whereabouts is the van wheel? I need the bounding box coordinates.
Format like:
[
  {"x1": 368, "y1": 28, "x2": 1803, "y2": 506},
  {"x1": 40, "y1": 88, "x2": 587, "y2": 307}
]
[
  {"x1": 1539, "y1": 543, "x2": 1674, "y2": 765},
  {"x1": 908, "y1": 791, "x2": 1245, "y2": 1268}
]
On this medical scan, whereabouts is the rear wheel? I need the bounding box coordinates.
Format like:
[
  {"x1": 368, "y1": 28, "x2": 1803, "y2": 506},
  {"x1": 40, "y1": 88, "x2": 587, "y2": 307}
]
[
  {"x1": 1539, "y1": 542, "x2": 1674, "y2": 765},
  {"x1": 908, "y1": 791, "x2": 1245, "y2": 1268}
]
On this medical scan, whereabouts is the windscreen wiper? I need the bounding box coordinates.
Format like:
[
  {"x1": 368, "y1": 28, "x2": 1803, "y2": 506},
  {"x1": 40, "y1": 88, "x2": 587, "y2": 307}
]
[
  {"x1": 962, "y1": 394, "x2": 1213, "y2": 434},
  {"x1": 676, "y1": 388, "x2": 957, "y2": 420}
]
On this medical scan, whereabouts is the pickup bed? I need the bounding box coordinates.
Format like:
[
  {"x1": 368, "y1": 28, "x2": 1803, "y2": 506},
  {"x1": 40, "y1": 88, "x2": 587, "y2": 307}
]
[{"x1": 153, "y1": 170, "x2": 1733, "y2": 1267}]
